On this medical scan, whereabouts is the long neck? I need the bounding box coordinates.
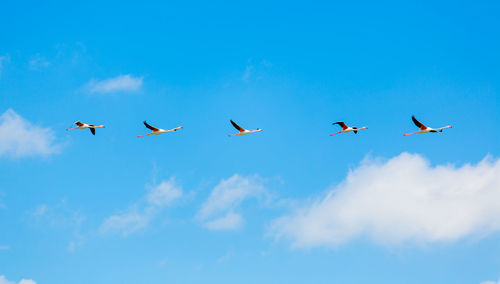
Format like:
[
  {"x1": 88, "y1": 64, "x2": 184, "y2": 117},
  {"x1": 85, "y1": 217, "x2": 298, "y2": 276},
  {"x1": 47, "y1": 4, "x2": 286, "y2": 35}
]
[{"x1": 436, "y1": 125, "x2": 451, "y2": 130}]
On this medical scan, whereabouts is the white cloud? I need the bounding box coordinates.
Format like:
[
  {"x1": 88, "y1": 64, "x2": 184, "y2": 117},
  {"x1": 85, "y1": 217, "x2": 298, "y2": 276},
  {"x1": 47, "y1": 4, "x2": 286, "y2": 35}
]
[
  {"x1": 270, "y1": 153, "x2": 500, "y2": 248},
  {"x1": 146, "y1": 180, "x2": 183, "y2": 206},
  {"x1": 204, "y1": 212, "x2": 243, "y2": 230},
  {"x1": 197, "y1": 174, "x2": 266, "y2": 231},
  {"x1": 0, "y1": 109, "x2": 60, "y2": 158},
  {"x1": 28, "y1": 54, "x2": 50, "y2": 70},
  {"x1": 0, "y1": 275, "x2": 36, "y2": 284},
  {"x1": 100, "y1": 179, "x2": 182, "y2": 236},
  {"x1": 86, "y1": 74, "x2": 143, "y2": 94},
  {"x1": 100, "y1": 206, "x2": 151, "y2": 236}
]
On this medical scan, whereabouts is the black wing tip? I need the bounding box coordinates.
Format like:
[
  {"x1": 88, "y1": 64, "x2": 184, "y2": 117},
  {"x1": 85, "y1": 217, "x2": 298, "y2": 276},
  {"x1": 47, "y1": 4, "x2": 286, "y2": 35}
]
[{"x1": 230, "y1": 120, "x2": 244, "y2": 131}]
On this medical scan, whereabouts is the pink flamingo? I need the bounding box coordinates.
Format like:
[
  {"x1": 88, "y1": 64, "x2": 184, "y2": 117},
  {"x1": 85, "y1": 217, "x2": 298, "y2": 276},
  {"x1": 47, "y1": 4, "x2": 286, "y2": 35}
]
[
  {"x1": 330, "y1": 121, "x2": 367, "y2": 136},
  {"x1": 138, "y1": 121, "x2": 183, "y2": 138},
  {"x1": 403, "y1": 116, "x2": 452, "y2": 136},
  {"x1": 66, "y1": 121, "x2": 104, "y2": 135},
  {"x1": 228, "y1": 120, "x2": 262, "y2": 137}
]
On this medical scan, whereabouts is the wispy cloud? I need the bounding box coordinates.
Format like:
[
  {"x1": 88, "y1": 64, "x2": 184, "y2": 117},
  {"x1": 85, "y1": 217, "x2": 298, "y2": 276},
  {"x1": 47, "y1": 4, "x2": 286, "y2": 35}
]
[
  {"x1": 242, "y1": 65, "x2": 254, "y2": 82},
  {"x1": 270, "y1": 153, "x2": 500, "y2": 248},
  {"x1": 216, "y1": 250, "x2": 233, "y2": 264},
  {"x1": 0, "y1": 109, "x2": 60, "y2": 158},
  {"x1": 197, "y1": 174, "x2": 268, "y2": 231},
  {"x1": 28, "y1": 53, "x2": 50, "y2": 70},
  {"x1": 0, "y1": 245, "x2": 9, "y2": 250},
  {"x1": 204, "y1": 212, "x2": 243, "y2": 230},
  {"x1": 0, "y1": 275, "x2": 37, "y2": 284},
  {"x1": 0, "y1": 54, "x2": 10, "y2": 78},
  {"x1": 85, "y1": 74, "x2": 143, "y2": 94},
  {"x1": 100, "y1": 179, "x2": 182, "y2": 236},
  {"x1": 482, "y1": 279, "x2": 500, "y2": 284},
  {"x1": 29, "y1": 200, "x2": 85, "y2": 252},
  {"x1": 242, "y1": 59, "x2": 273, "y2": 82}
]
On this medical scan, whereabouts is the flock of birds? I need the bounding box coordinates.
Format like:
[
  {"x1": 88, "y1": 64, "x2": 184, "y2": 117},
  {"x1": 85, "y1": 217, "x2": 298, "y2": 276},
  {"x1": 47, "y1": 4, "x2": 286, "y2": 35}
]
[{"x1": 66, "y1": 116, "x2": 452, "y2": 137}]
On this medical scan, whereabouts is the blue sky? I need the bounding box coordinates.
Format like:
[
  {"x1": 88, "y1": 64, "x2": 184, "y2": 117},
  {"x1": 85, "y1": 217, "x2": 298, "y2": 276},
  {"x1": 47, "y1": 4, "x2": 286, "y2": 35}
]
[{"x1": 1, "y1": 1, "x2": 500, "y2": 283}]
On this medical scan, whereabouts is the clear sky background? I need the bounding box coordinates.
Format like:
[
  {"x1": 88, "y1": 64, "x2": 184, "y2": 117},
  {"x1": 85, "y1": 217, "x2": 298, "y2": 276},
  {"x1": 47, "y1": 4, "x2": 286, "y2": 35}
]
[{"x1": 1, "y1": 1, "x2": 500, "y2": 283}]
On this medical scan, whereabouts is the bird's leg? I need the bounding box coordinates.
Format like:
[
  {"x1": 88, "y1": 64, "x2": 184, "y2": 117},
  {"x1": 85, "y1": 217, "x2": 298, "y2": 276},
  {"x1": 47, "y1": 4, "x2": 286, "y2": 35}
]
[
  {"x1": 137, "y1": 133, "x2": 154, "y2": 138},
  {"x1": 329, "y1": 131, "x2": 342, "y2": 136},
  {"x1": 403, "y1": 132, "x2": 419, "y2": 136},
  {"x1": 228, "y1": 134, "x2": 239, "y2": 137},
  {"x1": 66, "y1": 127, "x2": 78, "y2": 131}
]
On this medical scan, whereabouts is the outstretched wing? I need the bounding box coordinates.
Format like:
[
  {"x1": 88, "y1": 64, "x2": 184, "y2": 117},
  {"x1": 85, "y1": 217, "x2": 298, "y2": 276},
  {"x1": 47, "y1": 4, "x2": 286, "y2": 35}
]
[
  {"x1": 411, "y1": 116, "x2": 427, "y2": 130},
  {"x1": 143, "y1": 121, "x2": 159, "y2": 131},
  {"x1": 230, "y1": 120, "x2": 245, "y2": 132},
  {"x1": 333, "y1": 121, "x2": 348, "y2": 130},
  {"x1": 89, "y1": 128, "x2": 96, "y2": 135},
  {"x1": 75, "y1": 121, "x2": 84, "y2": 126}
]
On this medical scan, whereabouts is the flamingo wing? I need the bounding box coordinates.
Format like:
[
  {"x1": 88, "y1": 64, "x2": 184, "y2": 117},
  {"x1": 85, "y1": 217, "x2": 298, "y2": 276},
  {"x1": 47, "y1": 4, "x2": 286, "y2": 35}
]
[
  {"x1": 230, "y1": 120, "x2": 245, "y2": 132},
  {"x1": 143, "y1": 121, "x2": 159, "y2": 131},
  {"x1": 89, "y1": 128, "x2": 96, "y2": 135},
  {"x1": 411, "y1": 116, "x2": 427, "y2": 130},
  {"x1": 333, "y1": 121, "x2": 348, "y2": 130},
  {"x1": 75, "y1": 121, "x2": 84, "y2": 126}
]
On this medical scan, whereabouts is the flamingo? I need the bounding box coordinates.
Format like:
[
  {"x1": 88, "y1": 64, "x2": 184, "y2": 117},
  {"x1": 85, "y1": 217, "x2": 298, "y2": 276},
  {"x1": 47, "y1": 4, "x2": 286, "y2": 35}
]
[
  {"x1": 228, "y1": 120, "x2": 262, "y2": 137},
  {"x1": 66, "y1": 121, "x2": 104, "y2": 135},
  {"x1": 138, "y1": 121, "x2": 183, "y2": 137},
  {"x1": 330, "y1": 121, "x2": 367, "y2": 136},
  {"x1": 403, "y1": 116, "x2": 452, "y2": 136}
]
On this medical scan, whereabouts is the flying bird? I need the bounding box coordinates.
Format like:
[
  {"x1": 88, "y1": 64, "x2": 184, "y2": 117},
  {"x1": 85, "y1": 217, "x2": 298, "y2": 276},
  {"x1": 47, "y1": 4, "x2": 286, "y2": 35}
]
[
  {"x1": 138, "y1": 121, "x2": 183, "y2": 137},
  {"x1": 330, "y1": 121, "x2": 367, "y2": 136},
  {"x1": 66, "y1": 121, "x2": 104, "y2": 135},
  {"x1": 403, "y1": 116, "x2": 452, "y2": 136},
  {"x1": 228, "y1": 120, "x2": 262, "y2": 136}
]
